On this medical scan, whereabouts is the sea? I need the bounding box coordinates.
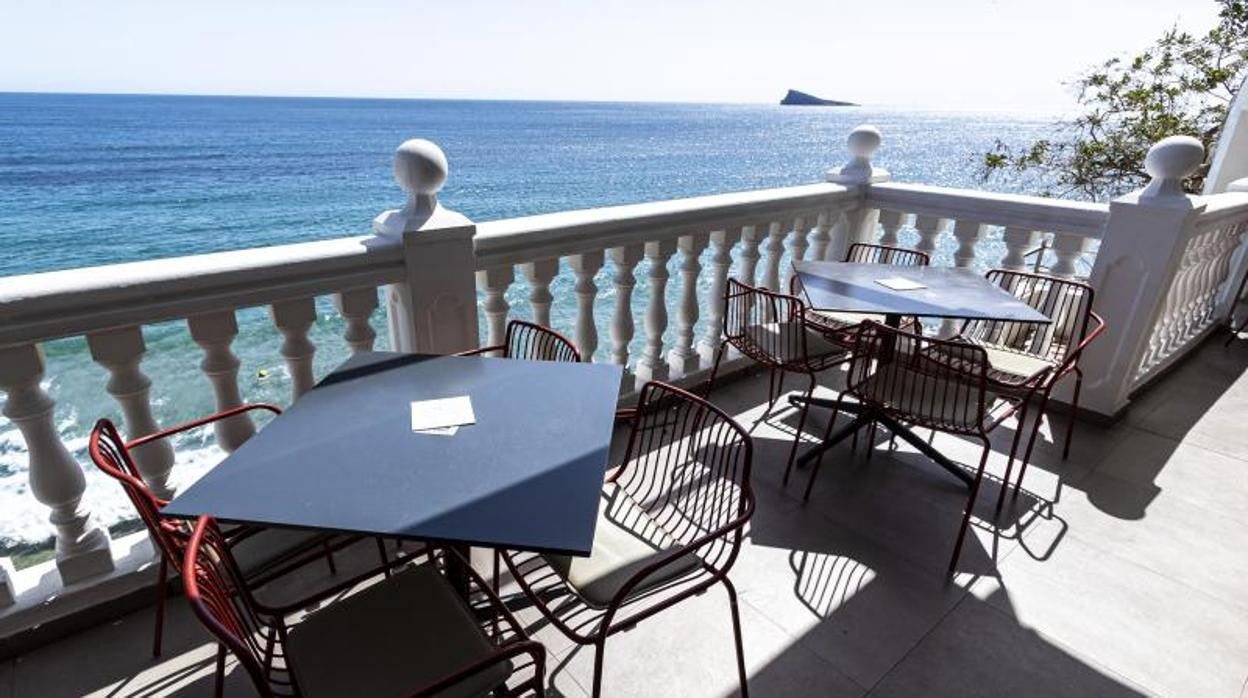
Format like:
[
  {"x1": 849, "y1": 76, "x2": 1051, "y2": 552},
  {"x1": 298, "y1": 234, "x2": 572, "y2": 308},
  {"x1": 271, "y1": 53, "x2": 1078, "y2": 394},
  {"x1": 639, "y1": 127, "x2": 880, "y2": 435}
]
[{"x1": 0, "y1": 92, "x2": 1062, "y2": 554}]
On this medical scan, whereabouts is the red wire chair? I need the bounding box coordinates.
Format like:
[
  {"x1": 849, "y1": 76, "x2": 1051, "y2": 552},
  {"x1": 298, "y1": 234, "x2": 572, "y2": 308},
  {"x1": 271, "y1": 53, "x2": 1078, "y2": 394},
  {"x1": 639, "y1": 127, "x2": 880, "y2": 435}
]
[
  {"x1": 791, "y1": 243, "x2": 931, "y2": 341},
  {"x1": 183, "y1": 516, "x2": 546, "y2": 697},
  {"x1": 88, "y1": 405, "x2": 393, "y2": 660},
  {"x1": 460, "y1": 319, "x2": 581, "y2": 363},
  {"x1": 706, "y1": 278, "x2": 851, "y2": 481},
  {"x1": 500, "y1": 381, "x2": 754, "y2": 697},
  {"x1": 947, "y1": 269, "x2": 1106, "y2": 512},
  {"x1": 804, "y1": 321, "x2": 1028, "y2": 574}
]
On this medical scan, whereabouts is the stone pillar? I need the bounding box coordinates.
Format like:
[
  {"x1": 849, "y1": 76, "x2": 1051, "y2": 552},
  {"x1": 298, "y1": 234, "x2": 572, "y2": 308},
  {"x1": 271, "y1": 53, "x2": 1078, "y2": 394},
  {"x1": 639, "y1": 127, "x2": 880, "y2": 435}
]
[
  {"x1": 826, "y1": 124, "x2": 890, "y2": 262},
  {"x1": 1079, "y1": 136, "x2": 1208, "y2": 417},
  {"x1": 374, "y1": 139, "x2": 480, "y2": 354}
]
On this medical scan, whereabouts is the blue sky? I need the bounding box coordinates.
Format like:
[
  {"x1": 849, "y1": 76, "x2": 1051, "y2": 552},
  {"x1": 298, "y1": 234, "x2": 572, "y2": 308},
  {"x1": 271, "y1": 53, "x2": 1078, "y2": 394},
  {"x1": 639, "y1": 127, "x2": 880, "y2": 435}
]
[{"x1": 0, "y1": 0, "x2": 1221, "y2": 112}]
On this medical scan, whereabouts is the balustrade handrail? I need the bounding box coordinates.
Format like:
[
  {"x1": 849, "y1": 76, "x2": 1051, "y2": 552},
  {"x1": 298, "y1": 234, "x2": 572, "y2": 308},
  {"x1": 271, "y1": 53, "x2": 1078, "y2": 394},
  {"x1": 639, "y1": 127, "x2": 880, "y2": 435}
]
[
  {"x1": 474, "y1": 182, "x2": 858, "y2": 268},
  {"x1": 0, "y1": 235, "x2": 405, "y2": 348},
  {"x1": 865, "y1": 182, "x2": 1110, "y2": 238},
  {"x1": 1192, "y1": 191, "x2": 1248, "y2": 232}
]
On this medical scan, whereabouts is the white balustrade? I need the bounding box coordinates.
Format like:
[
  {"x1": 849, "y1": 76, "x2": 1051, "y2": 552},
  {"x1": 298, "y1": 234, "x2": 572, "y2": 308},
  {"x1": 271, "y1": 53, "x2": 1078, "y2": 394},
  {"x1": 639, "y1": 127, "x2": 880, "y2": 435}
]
[
  {"x1": 668, "y1": 233, "x2": 708, "y2": 377},
  {"x1": 333, "y1": 287, "x2": 379, "y2": 353},
  {"x1": 737, "y1": 224, "x2": 761, "y2": 286},
  {"x1": 636, "y1": 240, "x2": 677, "y2": 383},
  {"x1": 808, "y1": 212, "x2": 833, "y2": 262},
  {"x1": 476, "y1": 266, "x2": 515, "y2": 352},
  {"x1": 271, "y1": 297, "x2": 318, "y2": 400},
  {"x1": 187, "y1": 310, "x2": 255, "y2": 450},
  {"x1": 787, "y1": 215, "x2": 809, "y2": 276},
  {"x1": 0, "y1": 344, "x2": 113, "y2": 583},
  {"x1": 607, "y1": 245, "x2": 644, "y2": 382},
  {"x1": 760, "y1": 221, "x2": 787, "y2": 291},
  {"x1": 86, "y1": 326, "x2": 175, "y2": 499},
  {"x1": 521, "y1": 258, "x2": 560, "y2": 328},
  {"x1": 1000, "y1": 226, "x2": 1041, "y2": 271},
  {"x1": 568, "y1": 252, "x2": 604, "y2": 360},
  {"x1": 877, "y1": 209, "x2": 905, "y2": 247},
  {"x1": 1050, "y1": 233, "x2": 1090, "y2": 279},
  {"x1": 700, "y1": 228, "x2": 741, "y2": 362},
  {"x1": 913, "y1": 215, "x2": 945, "y2": 261}
]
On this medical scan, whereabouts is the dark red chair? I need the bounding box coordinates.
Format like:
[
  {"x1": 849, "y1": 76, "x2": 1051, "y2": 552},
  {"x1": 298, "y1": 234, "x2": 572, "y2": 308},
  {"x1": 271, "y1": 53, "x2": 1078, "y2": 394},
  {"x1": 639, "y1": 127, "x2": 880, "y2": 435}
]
[
  {"x1": 501, "y1": 381, "x2": 754, "y2": 697},
  {"x1": 803, "y1": 321, "x2": 1030, "y2": 574},
  {"x1": 460, "y1": 319, "x2": 581, "y2": 363},
  {"x1": 88, "y1": 405, "x2": 392, "y2": 659},
  {"x1": 183, "y1": 516, "x2": 545, "y2": 697},
  {"x1": 947, "y1": 269, "x2": 1105, "y2": 512},
  {"x1": 706, "y1": 279, "x2": 850, "y2": 480}
]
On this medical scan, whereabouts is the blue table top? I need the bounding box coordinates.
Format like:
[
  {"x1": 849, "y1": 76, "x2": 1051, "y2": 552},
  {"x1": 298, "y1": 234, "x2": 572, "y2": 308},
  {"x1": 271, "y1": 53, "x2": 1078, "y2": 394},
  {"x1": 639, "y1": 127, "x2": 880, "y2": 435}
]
[
  {"x1": 794, "y1": 260, "x2": 1053, "y2": 323},
  {"x1": 163, "y1": 351, "x2": 624, "y2": 557}
]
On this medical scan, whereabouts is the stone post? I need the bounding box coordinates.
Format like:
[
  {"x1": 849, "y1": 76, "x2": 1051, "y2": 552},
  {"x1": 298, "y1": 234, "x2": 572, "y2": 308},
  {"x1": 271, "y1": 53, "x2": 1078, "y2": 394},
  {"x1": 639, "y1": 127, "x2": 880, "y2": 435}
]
[
  {"x1": 826, "y1": 125, "x2": 890, "y2": 262},
  {"x1": 1078, "y1": 136, "x2": 1207, "y2": 417},
  {"x1": 374, "y1": 139, "x2": 480, "y2": 354}
]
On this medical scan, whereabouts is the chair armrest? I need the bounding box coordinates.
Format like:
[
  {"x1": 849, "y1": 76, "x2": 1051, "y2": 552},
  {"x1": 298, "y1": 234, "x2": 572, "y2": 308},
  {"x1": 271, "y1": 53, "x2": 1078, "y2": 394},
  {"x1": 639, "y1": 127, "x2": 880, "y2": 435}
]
[
  {"x1": 1053, "y1": 311, "x2": 1106, "y2": 379},
  {"x1": 126, "y1": 403, "x2": 281, "y2": 450},
  {"x1": 605, "y1": 493, "x2": 755, "y2": 612},
  {"x1": 455, "y1": 345, "x2": 504, "y2": 357}
]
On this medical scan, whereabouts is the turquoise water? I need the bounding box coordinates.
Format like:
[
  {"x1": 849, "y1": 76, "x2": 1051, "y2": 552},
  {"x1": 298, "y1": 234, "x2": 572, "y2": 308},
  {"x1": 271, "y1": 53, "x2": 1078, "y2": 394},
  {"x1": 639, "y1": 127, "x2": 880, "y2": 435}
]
[{"x1": 0, "y1": 93, "x2": 1057, "y2": 550}]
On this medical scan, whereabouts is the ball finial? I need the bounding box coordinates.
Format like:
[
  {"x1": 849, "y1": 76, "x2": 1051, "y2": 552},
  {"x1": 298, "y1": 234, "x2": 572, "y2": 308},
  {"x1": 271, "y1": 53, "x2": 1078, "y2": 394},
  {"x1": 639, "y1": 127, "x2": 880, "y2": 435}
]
[
  {"x1": 846, "y1": 125, "x2": 882, "y2": 159},
  {"x1": 393, "y1": 139, "x2": 448, "y2": 196},
  {"x1": 1140, "y1": 135, "x2": 1203, "y2": 199}
]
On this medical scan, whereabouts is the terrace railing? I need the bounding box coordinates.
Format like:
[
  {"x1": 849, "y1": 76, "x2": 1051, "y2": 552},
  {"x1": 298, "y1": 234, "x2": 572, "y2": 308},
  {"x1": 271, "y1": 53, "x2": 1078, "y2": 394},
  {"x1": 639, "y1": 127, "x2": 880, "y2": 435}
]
[{"x1": 1, "y1": 126, "x2": 1246, "y2": 635}]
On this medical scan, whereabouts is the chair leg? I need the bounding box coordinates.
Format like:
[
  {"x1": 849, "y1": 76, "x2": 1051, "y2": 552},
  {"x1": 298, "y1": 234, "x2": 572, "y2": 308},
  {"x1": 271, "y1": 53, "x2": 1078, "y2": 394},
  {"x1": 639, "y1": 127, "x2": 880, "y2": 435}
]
[
  {"x1": 1061, "y1": 369, "x2": 1083, "y2": 460},
  {"x1": 376, "y1": 537, "x2": 391, "y2": 578},
  {"x1": 704, "y1": 340, "x2": 729, "y2": 399},
  {"x1": 724, "y1": 577, "x2": 750, "y2": 698},
  {"x1": 948, "y1": 442, "x2": 991, "y2": 576},
  {"x1": 782, "y1": 374, "x2": 817, "y2": 485},
  {"x1": 322, "y1": 540, "x2": 337, "y2": 576},
  {"x1": 152, "y1": 555, "x2": 168, "y2": 657},
  {"x1": 994, "y1": 399, "x2": 1032, "y2": 517},
  {"x1": 591, "y1": 635, "x2": 608, "y2": 697},
  {"x1": 214, "y1": 643, "x2": 227, "y2": 698},
  {"x1": 1012, "y1": 392, "x2": 1052, "y2": 502},
  {"x1": 865, "y1": 420, "x2": 879, "y2": 460}
]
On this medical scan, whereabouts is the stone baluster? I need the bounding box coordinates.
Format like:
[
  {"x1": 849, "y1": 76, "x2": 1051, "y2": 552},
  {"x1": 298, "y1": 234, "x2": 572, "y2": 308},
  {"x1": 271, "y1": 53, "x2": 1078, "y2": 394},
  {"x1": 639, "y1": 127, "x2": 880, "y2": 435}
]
[
  {"x1": 475, "y1": 267, "x2": 514, "y2": 353},
  {"x1": 913, "y1": 214, "x2": 946, "y2": 261},
  {"x1": 521, "y1": 259, "x2": 560, "y2": 328},
  {"x1": 270, "y1": 298, "x2": 318, "y2": 400},
  {"x1": 0, "y1": 558, "x2": 15, "y2": 607},
  {"x1": 332, "y1": 287, "x2": 379, "y2": 353},
  {"x1": 1051, "y1": 233, "x2": 1091, "y2": 278},
  {"x1": 700, "y1": 227, "x2": 742, "y2": 363},
  {"x1": 0, "y1": 344, "x2": 113, "y2": 584},
  {"x1": 808, "y1": 212, "x2": 833, "y2": 262},
  {"x1": 1000, "y1": 227, "x2": 1042, "y2": 271},
  {"x1": 826, "y1": 125, "x2": 890, "y2": 262},
  {"x1": 940, "y1": 220, "x2": 988, "y2": 336},
  {"x1": 86, "y1": 326, "x2": 175, "y2": 499},
  {"x1": 668, "y1": 233, "x2": 709, "y2": 377},
  {"x1": 877, "y1": 209, "x2": 905, "y2": 247},
  {"x1": 787, "y1": 216, "x2": 809, "y2": 273},
  {"x1": 636, "y1": 239, "x2": 677, "y2": 384},
  {"x1": 737, "y1": 224, "x2": 761, "y2": 286},
  {"x1": 568, "y1": 251, "x2": 605, "y2": 361},
  {"x1": 187, "y1": 310, "x2": 255, "y2": 451},
  {"x1": 760, "y1": 221, "x2": 787, "y2": 291},
  {"x1": 607, "y1": 245, "x2": 644, "y2": 387}
]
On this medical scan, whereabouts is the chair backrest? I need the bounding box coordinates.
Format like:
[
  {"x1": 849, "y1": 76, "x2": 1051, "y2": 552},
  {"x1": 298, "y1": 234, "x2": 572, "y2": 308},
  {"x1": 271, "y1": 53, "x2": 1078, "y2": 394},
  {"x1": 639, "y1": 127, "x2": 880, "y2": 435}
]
[
  {"x1": 503, "y1": 319, "x2": 581, "y2": 362},
  {"x1": 963, "y1": 270, "x2": 1096, "y2": 365},
  {"x1": 184, "y1": 516, "x2": 292, "y2": 696},
  {"x1": 846, "y1": 322, "x2": 993, "y2": 435},
  {"x1": 723, "y1": 278, "x2": 809, "y2": 365},
  {"x1": 614, "y1": 381, "x2": 754, "y2": 571},
  {"x1": 88, "y1": 419, "x2": 191, "y2": 570},
  {"x1": 845, "y1": 243, "x2": 930, "y2": 267}
]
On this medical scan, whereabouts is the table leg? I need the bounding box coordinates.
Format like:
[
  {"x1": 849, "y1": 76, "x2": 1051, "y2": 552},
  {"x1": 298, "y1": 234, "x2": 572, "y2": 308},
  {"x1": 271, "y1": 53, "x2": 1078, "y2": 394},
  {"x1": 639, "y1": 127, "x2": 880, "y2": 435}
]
[{"x1": 445, "y1": 543, "x2": 473, "y2": 599}]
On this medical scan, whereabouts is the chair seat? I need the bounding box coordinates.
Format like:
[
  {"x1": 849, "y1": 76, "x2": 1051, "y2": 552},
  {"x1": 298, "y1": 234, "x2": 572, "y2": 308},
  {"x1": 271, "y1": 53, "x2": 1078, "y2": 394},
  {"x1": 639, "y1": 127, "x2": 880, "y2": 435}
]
[
  {"x1": 543, "y1": 485, "x2": 700, "y2": 608},
  {"x1": 856, "y1": 365, "x2": 1006, "y2": 432},
  {"x1": 230, "y1": 527, "x2": 333, "y2": 579},
  {"x1": 740, "y1": 322, "x2": 850, "y2": 369},
  {"x1": 805, "y1": 308, "x2": 888, "y2": 330},
  {"x1": 979, "y1": 344, "x2": 1055, "y2": 385},
  {"x1": 286, "y1": 564, "x2": 510, "y2": 698}
]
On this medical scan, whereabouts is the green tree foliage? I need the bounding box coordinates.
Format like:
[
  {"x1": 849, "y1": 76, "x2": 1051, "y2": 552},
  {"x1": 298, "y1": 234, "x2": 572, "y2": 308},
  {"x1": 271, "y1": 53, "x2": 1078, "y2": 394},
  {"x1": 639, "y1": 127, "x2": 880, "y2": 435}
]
[{"x1": 981, "y1": 0, "x2": 1247, "y2": 200}]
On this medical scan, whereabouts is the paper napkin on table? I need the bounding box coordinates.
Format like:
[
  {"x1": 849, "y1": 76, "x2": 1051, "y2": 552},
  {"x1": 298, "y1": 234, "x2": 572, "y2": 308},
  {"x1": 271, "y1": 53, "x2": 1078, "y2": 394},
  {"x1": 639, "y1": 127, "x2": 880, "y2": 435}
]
[
  {"x1": 875, "y1": 277, "x2": 927, "y2": 291},
  {"x1": 410, "y1": 396, "x2": 475, "y2": 434}
]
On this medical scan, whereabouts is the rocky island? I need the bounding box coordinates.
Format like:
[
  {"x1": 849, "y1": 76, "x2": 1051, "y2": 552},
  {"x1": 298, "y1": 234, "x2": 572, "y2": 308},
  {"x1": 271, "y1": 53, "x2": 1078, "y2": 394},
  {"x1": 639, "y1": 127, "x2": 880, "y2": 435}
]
[{"x1": 780, "y1": 89, "x2": 856, "y2": 106}]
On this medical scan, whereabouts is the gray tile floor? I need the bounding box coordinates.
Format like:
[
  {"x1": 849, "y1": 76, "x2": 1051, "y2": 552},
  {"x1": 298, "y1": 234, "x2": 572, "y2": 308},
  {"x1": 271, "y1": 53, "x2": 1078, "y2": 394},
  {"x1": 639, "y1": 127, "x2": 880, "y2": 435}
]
[{"x1": 6, "y1": 336, "x2": 1248, "y2": 697}]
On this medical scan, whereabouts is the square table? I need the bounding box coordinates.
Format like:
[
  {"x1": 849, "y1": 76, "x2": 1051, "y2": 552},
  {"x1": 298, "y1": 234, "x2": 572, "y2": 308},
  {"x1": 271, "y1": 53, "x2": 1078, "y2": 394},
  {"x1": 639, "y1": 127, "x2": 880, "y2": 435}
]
[
  {"x1": 163, "y1": 351, "x2": 624, "y2": 575},
  {"x1": 790, "y1": 260, "x2": 1052, "y2": 485}
]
